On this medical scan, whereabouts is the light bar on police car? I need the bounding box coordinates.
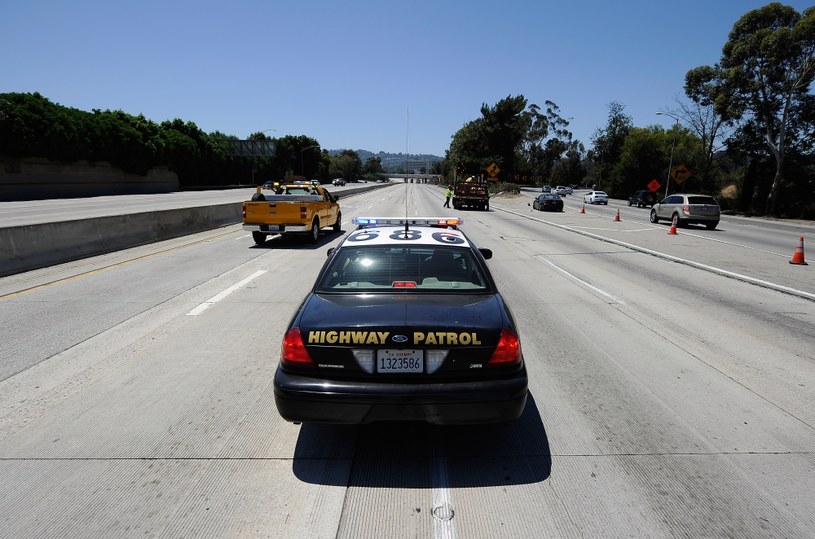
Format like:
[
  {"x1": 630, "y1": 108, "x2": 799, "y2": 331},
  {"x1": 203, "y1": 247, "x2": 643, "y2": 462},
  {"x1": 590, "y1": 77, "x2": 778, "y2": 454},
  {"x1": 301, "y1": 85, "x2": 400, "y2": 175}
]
[{"x1": 352, "y1": 217, "x2": 463, "y2": 227}]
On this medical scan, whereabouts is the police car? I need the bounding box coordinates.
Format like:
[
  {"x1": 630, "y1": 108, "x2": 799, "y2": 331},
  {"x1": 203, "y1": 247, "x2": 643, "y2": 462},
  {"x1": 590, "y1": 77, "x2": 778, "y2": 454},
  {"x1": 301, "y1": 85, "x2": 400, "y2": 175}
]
[{"x1": 273, "y1": 217, "x2": 528, "y2": 424}]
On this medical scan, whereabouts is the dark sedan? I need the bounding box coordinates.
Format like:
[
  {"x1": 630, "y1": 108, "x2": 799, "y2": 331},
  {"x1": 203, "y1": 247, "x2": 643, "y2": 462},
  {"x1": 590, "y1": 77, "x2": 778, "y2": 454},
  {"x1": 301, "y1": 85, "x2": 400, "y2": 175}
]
[
  {"x1": 533, "y1": 193, "x2": 564, "y2": 212},
  {"x1": 273, "y1": 217, "x2": 528, "y2": 425}
]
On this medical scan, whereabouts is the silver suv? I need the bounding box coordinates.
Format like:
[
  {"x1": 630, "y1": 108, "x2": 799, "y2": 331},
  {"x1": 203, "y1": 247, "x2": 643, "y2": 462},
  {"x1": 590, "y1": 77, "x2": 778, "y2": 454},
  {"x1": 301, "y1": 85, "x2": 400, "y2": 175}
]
[{"x1": 649, "y1": 194, "x2": 720, "y2": 230}]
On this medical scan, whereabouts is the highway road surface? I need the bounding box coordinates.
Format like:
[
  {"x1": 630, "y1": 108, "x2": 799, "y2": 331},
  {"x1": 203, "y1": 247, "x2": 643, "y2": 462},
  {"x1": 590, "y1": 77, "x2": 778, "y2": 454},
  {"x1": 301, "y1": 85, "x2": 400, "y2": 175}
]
[{"x1": 1, "y1": 183, "x2": 813, "y2": 538}]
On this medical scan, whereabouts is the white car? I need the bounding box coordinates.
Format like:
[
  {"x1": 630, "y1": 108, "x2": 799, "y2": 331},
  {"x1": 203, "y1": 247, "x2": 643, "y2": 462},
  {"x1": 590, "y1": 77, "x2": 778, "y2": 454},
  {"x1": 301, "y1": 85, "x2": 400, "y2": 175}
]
[
  {"x1": 584, "y1": 190, "x2": 609, "y2": 205},
  {"x1": 554, "y1": 186, "x2": 567, "y2": 195}
]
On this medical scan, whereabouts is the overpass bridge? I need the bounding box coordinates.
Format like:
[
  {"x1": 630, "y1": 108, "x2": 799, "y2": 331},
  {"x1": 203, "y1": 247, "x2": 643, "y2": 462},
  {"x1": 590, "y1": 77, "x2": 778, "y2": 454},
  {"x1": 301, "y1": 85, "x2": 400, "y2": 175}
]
[{"x1": 385, "y1": 173, "x2": 441, "y2": 183}]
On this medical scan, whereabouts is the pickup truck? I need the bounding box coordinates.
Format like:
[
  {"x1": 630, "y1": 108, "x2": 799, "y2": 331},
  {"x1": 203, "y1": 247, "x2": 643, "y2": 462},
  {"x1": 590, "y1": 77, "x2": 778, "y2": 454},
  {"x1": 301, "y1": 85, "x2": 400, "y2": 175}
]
[{"x1": 242, "y1": 183, "x2": 341, "y2": 244}]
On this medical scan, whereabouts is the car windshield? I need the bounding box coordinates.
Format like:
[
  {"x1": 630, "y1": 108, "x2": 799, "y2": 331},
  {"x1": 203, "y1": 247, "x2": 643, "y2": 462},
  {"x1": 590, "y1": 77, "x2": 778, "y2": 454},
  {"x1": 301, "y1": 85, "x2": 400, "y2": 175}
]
[{"x1": 317, "y1": 245, "x2": 489, "y2": 292}]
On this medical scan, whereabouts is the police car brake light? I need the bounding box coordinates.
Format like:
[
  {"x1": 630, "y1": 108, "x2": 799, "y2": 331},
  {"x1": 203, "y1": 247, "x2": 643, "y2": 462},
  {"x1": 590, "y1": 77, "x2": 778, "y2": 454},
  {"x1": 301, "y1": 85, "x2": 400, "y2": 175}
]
[
  {"x1": 487, "y1": 329, "x2": 521, "y2": 366},
  {"x1": 281, "y1": 328, "x2": 314, "y2": 365}
]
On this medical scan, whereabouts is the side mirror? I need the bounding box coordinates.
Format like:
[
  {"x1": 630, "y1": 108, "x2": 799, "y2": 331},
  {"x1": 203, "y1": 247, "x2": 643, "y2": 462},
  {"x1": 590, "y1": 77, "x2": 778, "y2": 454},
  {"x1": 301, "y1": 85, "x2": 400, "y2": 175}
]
[
  {"x1": 326, "y1": 247, "x2": 335, "y2": 257},
  {"x1": 479, "y1": 248, "x2": 493, "y2": 260}
]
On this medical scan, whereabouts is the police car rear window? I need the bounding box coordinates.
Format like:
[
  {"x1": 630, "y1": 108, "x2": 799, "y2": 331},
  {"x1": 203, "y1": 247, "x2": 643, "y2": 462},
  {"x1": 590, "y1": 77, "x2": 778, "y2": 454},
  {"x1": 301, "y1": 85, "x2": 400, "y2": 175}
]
[{"x1": 318, "y1": 246, "x2": 489, "y2": 291}]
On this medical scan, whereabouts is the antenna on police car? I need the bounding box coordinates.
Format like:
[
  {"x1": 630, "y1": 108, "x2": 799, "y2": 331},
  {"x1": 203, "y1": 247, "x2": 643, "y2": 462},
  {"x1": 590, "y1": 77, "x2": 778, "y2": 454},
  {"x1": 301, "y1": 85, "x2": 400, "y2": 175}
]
[{"x1": 404, "y1": 107, "x2": 410, "y2": 235}]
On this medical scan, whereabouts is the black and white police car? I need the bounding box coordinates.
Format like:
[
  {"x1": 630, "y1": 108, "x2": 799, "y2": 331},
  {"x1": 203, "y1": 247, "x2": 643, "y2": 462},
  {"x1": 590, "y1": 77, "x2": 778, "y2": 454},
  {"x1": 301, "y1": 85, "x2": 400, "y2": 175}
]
[{"x1": 273, "y1": 217, "x2": 528, "y2": 425}]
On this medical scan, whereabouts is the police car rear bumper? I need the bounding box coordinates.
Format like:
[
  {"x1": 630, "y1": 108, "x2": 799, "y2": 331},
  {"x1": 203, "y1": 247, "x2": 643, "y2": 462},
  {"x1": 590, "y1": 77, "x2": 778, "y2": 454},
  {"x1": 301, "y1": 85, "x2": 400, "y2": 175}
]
[{"x1": 273, "y1": 367, "x2": 528, "y2": 425}]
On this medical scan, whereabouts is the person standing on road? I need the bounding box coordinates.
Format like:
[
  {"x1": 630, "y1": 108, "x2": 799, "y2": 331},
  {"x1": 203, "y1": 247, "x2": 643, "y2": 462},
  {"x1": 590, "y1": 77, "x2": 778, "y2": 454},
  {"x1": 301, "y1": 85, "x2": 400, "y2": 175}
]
[{"x1": 443, "y1": 185, "x2": 452, "y2": 208}]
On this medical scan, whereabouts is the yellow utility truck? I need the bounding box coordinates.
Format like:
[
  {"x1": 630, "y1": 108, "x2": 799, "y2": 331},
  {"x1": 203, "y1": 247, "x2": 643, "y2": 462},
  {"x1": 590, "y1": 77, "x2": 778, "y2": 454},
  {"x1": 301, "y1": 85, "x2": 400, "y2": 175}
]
[{"x1": 242, "y1": 183, "x2": 341, "y2": 244}]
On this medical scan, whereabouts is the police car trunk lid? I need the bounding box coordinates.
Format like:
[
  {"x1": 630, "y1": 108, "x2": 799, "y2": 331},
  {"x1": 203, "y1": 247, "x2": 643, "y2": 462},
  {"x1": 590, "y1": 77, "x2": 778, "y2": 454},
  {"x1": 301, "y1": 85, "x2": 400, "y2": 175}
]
[{"x1": 297, "y1": 293, "x2": 504, "y2": 376}]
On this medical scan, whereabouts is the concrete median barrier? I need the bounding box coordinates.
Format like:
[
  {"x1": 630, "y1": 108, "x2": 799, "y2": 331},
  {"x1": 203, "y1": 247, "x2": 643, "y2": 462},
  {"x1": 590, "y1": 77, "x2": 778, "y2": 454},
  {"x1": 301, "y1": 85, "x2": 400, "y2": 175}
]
[
  {"x1": 0, "y1": 182, "x2": 392, "y2": 277},
  {"x1": 0, "y1": 202, "x2": 241, "y2": 277}
]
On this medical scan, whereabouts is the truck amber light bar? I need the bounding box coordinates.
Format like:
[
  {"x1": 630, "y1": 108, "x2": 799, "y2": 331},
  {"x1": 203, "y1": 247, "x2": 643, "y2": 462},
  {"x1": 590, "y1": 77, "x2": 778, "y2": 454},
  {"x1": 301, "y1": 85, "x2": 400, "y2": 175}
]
[{"x1": 352, "y1": 217, "x2": 463, "y2": 228}]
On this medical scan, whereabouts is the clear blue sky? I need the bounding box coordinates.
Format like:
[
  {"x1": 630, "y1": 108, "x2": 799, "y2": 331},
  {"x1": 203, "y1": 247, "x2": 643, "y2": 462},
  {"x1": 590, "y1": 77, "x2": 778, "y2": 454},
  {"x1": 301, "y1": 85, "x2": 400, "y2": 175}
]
[{"x1": 3, "y1": 1, "x2": 811, "y2": 157}]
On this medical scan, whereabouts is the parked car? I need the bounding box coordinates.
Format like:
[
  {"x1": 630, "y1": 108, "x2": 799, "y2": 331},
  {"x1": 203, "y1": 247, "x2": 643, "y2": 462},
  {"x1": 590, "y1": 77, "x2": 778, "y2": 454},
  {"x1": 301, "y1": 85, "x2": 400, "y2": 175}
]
[
  {"x1": 649, "y1": 194, "x2": 720, "y2": 230},
  {"x1": 532, "y1": 193, "x2": 564, "y2": 212},
  {"x1": 628, "y1": 190, "x2": 658, "y2": 208},
  {"x1": 584, "y1": 190, "x2": 609, "y2": 205}
]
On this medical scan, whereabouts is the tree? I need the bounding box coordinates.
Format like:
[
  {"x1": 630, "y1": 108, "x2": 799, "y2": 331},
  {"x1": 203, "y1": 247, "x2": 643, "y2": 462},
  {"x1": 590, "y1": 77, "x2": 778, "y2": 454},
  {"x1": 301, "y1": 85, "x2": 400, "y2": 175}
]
[
  {"x1": 447, "y1": 95, "x2": 531, "y2": 181},
  {"x1": 688, "y1": 3, "x2": 815, "y2": 214},
  {"x1": 363, "y1": 156, "x2": 383, "y2": 175},
  {"x1": 446, "y1": 95, "x2": 577, "y2": 184},
  {"x1": 525, "y1": 101, "x2": 575, "y2": 185},
  {"x1": 611, "y1": 127, "x2": 664, "y2": 196},
  {"x1": 588, "y1": 101, "x2": 632, "y2": 189},
  {"x1": 329, "y1": 150, "x2": 362, "y2": 182}
]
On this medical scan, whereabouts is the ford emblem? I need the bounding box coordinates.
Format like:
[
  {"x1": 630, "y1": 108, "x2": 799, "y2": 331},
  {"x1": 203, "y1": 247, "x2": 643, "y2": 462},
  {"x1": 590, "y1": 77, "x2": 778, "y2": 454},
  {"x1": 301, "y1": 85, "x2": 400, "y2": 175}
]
[{"x1": 392, "y1": 334, "x2": 409, "y2": 343}]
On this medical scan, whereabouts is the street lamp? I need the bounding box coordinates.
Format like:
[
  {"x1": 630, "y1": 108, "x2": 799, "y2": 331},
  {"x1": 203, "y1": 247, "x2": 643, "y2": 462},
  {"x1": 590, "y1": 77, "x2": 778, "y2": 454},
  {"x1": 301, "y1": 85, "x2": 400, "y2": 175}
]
[
  {"x1": 656, "y1": 111, "x2": 680, "y2": 198},
  {"x1": 300, "y1": 144, "x2": 320, "y2": 178}
]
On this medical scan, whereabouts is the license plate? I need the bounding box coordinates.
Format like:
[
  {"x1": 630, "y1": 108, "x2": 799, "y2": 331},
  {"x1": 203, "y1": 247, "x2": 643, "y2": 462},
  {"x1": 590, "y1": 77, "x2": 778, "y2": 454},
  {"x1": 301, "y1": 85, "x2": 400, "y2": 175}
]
[{"x1": 377, "y1": 349, "x2": 423, "y2": 373}]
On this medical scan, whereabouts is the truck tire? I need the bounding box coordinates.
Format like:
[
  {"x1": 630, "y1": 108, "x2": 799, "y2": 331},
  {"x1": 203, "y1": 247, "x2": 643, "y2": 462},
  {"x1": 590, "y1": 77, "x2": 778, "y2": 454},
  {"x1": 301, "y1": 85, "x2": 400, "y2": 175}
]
[
  {"x1": 309, "y1": 217, "x2": 320, "y2": 243},
  {"x1": 333, "y1": 212, "x2": 342, "y2": 232},
  {"x1": 252, "y1": 231, "x2": 266, "y2": 244},
  {"x1": 251, "y1": 192, "x2": 266, "y2": 201}
]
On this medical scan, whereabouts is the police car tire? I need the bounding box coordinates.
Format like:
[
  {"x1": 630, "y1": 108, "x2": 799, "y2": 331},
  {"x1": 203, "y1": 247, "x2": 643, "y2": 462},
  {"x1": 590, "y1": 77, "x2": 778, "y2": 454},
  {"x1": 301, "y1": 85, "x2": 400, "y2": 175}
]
[
  {"x1": 333, "y1": 212, "x2": 342, "y2": 232},
  {"x1": 251, "y1": 192, "x2": 266, "y2": 201}
]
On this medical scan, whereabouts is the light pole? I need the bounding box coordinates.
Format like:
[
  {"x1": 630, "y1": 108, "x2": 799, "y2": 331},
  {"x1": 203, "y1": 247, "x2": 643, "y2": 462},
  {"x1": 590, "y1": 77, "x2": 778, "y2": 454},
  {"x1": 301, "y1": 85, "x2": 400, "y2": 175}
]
[
  {"x1": 656, "y1": 111, "x2": 680, "y2": 198},
  {"x1": 300, "y1": 144, "x2": 320, "y2": 178}
]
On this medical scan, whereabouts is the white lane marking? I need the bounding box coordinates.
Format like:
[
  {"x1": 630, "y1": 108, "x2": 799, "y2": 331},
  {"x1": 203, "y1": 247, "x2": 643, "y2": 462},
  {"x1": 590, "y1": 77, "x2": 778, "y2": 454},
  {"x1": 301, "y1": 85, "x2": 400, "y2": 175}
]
[
  {"x1": 685, "y1": 232, "x2": 789, "y2": 258},
  {"x1": 186, "y1": 270, "x2": 267, "y2": 316},
  {"x1": 571, "y1": 211, "x2": 789, "y2": 257},
  {"x1": 431, "y1": 445, "x2": 456, "y2": 539},
  {"x1": 498, "y1": 204, "x2": 815, "y2": 302},
  {"x1": 544, "y1": 259, "x2": 625, "y2": 304}
]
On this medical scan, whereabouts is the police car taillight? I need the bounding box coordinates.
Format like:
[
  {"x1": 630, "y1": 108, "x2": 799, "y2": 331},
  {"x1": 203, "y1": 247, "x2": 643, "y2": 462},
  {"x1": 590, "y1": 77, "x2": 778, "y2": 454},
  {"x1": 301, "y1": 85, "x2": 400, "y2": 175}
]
[
  {"x1": 487, "y1": 329, "x2": 521, "y2": 365},
  {"x1": 281, "y1": 328, "x2": 313, "y2": 365}
]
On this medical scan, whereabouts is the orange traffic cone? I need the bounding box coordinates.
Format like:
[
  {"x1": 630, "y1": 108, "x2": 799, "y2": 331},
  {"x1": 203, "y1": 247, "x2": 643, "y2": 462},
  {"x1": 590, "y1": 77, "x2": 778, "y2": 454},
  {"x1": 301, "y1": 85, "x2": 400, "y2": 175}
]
[
  {"x1": 613, "y1": 209, "x2": 621, "y2": 222},
  {"x1": 668, "y1": 224, "x2": 677, "y2": 235},
  {"x1": 789, "y1": 236, "x2": 807, "y2": 265},
  {"x1": 580, "y1": 204, "x2": 586, "y2": 214}
]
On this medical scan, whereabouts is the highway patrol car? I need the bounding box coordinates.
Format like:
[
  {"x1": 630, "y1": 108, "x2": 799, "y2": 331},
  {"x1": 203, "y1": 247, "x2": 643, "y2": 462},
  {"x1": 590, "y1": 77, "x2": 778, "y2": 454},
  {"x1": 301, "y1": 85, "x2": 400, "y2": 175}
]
[{"x1": 273, "y1": 217, "x2": 528, "y2": 424}]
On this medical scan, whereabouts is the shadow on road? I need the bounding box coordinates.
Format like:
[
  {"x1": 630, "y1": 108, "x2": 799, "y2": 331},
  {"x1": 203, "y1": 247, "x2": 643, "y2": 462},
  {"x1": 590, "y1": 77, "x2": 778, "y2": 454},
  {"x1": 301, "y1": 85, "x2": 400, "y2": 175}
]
[
  {"x1": 247, "y1": 229, "x2": 345, "y2": 250},
  {"x1": 292, "y1": 393, "x2": 551, "y2": 488}
]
